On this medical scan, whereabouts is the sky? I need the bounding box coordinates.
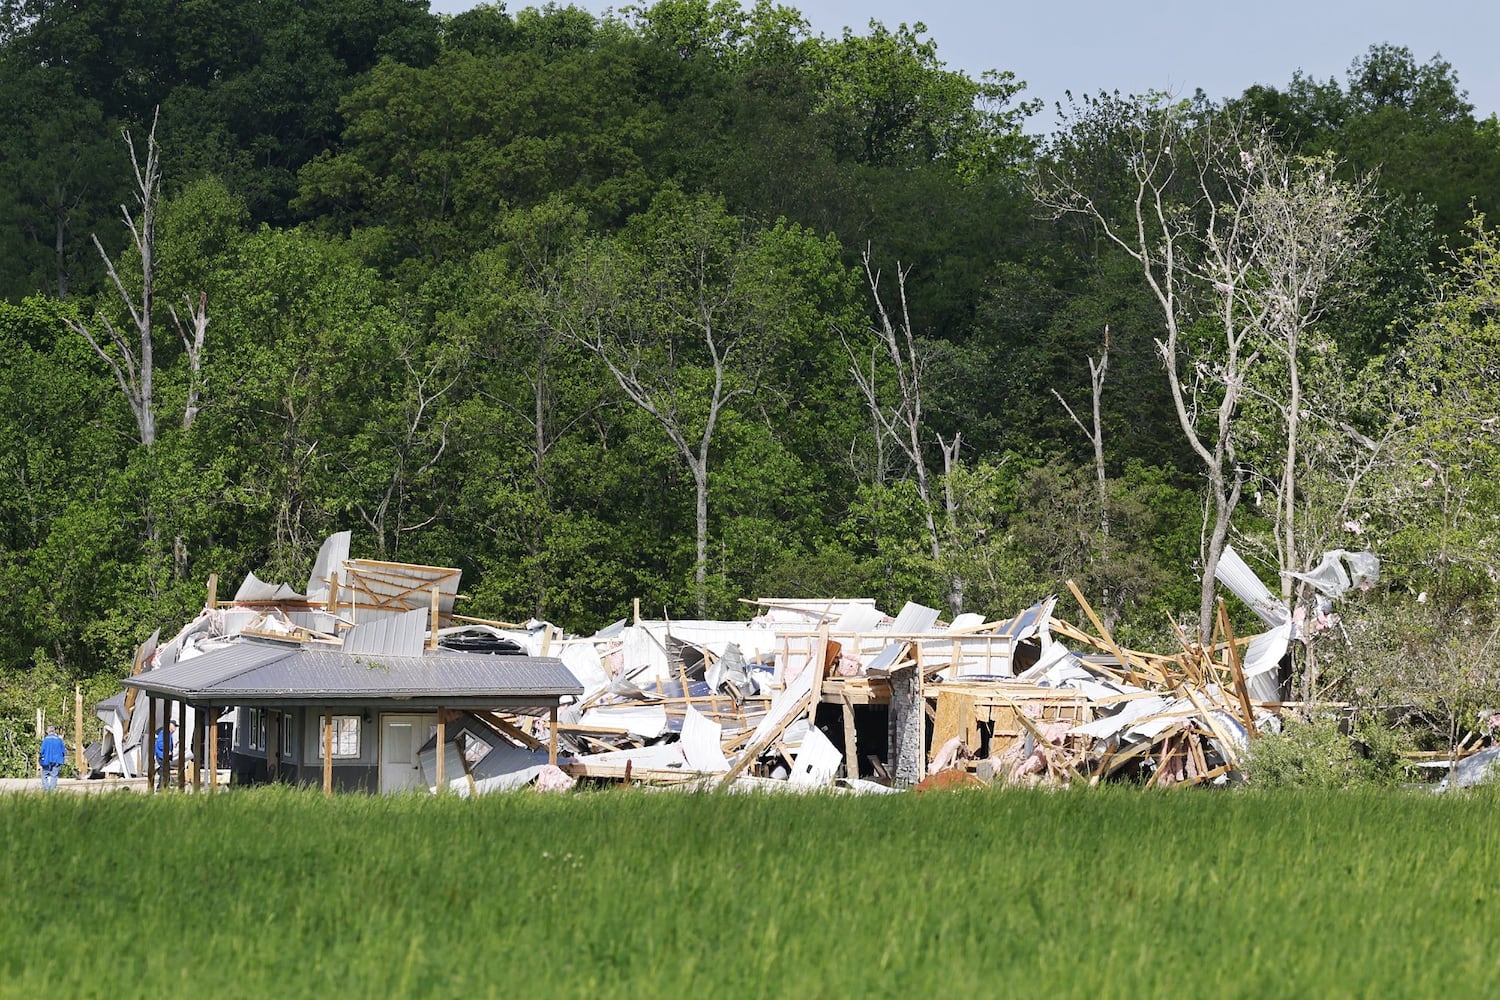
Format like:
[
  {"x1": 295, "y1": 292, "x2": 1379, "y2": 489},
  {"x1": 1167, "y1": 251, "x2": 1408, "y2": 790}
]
[{"x1": 428, "y1": 0, "x2": 1500, "y2": 135}]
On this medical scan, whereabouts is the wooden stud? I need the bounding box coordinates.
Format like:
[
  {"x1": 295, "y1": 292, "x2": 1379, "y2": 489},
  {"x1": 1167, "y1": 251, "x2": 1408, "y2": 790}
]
[
  {"x1": 1066, "y1": 579, "x2": 1143, "y2": 684},
  {"x1": 841, "y1": 693, "x2": 859, "y2": 780},
  {"x1": 718, "y1": 688, "x2": 814, "y2": 789},
  {"x1": 206, "y1": 572, "x2": 218, "y2": 610},
  {"x1": 429, "y1": 586, "x2": 441, "y2": 649},
  {"x1": 1218, "y1": 600, "x2": 1258, "y2": 740},
  {"x1": 322, "y1": 708, "x2": 333, "y2": 795}
]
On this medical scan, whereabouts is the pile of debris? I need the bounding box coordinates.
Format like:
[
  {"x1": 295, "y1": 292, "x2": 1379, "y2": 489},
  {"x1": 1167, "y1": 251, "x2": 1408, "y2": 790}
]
[
  {"x1": 544, "y1": 583, "x2": 1277, "y2": 793},
  {"x1": 90, "y1": 533, "x2": 1381, "y2": 795}
]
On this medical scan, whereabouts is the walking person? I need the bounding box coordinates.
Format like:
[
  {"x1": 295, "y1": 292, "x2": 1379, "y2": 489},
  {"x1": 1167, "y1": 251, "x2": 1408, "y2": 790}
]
[
  {"x1": 155, "y1": 719, "x2": 177, "y2": 789},
  {"x1": 38, "y1": 725, "x2": 66, "y2": 792}
]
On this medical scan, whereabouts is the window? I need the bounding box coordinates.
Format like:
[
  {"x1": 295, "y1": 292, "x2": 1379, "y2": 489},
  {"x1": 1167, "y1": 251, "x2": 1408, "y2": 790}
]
[
  {"x1": 316, "y1": 716, "x2": 361, "y2": 759},
  {"x1": 243, "y1": 708, "x2": 267, "y2": 751},
  {"x1": 459, "y1": 730, "x2": 493, "y2": 767},
  {"x1": 279, "y1": 714, "x2": 295, "y2": 760}
]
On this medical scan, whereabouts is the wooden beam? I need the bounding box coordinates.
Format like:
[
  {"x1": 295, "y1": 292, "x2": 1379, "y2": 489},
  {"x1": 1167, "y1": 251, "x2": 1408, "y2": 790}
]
[
  {"x1": 718, "y1": 688, "x2": 813, "y2": 789},
  {"x1": 1065, "y1": 580, "x2": 1146, "y2": 683},
  {"x1": 206, "y1": 572, "x2": 218, "y2": 610},
  {"x1": 473, "y1": 712, "x2": 548, "y2": 751},
  {"x1": 428, "y1": 586, "x2": 441, "y2": 649},
  {"x1": 1218, "y1": 600, "x2": 1258, "y2": 740},
  {"x1": 841, "y1": 693, "x2": 858, "y2": 780},
  {"x1": 322, "y1": 708, "x2": 333, "y2": 795}
]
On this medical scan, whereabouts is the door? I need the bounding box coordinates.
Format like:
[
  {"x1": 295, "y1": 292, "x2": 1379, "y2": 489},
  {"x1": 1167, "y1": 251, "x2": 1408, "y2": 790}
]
[{"x1": 379, "y1": 713, "x2": 436, "y2": 793}]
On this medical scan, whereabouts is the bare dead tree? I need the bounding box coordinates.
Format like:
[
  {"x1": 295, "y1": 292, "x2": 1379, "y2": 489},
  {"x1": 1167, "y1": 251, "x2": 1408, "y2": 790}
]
[
  {"x1": 169, "y1": 291, "x2": 209, "y2": 432},
  {"x1": 1038, "y1": 104, "x2": 1276, "y2": 641},
  {"x1": 1052, "y1": 324, "x2": 1114, "y2": 616},
  {"x1": 846, "y1": 249, "x2": 941, "y2": 561},
  {"x1": 845, "y1": 248, "x2": 975, "y2": 614},
  {"x1": 1238, "y1": 151, "x2": 1374, "y2": 600},
  {"x1": 566, "y1": 222, "x2": 770, "y2": 617},
  {"x1": 1052, "y1": 325, "x2": 1111, "y2": 545},
  {"x1": 63, "y1": 110, "x2": 165, "y2": 447}
]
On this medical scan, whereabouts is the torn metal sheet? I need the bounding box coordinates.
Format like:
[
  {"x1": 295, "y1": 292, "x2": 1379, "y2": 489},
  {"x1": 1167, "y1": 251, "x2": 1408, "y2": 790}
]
[
  {"x1": 789, "y1": 725, "x2": 842, "y2": 785},
  {"x1": 680, "y1": 705, "x2": 731, "y2": 772},
  {"x1": 1215, "y1": 545, "x2": 1291, "y2": 627},
  {"x1": 1242, "y1": 622, "x2": 1291, "y2": 702},
  {"x1": 305, "y1": 530, "x2": 350, "y2": 603},
  {"x1": 1069, "y1": 695, "x2": 1172, "y2": 739},
  {"x1": 576, "y1": 703, "x2": 668, "y2": 739},
  {"x1": 1015, "y1": 641, "x2": 1084, "y2": 683},
  {"x1": 342, "y1": 606, "x2": 428, "y2": 657}
]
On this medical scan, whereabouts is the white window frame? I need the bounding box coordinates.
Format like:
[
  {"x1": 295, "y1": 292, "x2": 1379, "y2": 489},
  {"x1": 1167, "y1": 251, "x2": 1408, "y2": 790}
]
[
  {"x1": 243, "y1": 708, "x2": 267, "y2": 752},
  {"x1": 316, "y1": 715, "x2": 361, "y2": 759}
]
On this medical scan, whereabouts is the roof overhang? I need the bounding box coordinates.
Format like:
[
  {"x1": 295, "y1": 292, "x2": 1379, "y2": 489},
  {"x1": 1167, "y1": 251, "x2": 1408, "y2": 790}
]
[{"x1": 121, "y1": 638, "x2": 582, "y2": 709}]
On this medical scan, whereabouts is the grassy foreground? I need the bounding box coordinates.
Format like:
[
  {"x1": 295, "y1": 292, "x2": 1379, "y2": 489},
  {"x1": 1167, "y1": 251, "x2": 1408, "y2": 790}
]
[{"x1": 3, "y1": 785, "x2": 1497, "y2": 997}]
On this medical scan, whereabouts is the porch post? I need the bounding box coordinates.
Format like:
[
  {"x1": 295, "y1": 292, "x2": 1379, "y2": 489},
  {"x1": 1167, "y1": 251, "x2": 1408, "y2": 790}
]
[
  {"x1": 322, "y1": 707, "x2": 333, "y2": 795},
  {"x1": 548, "y1": 706, "x2": 558, "y2": 766},
  {"x1": 192, "y1": 708, "x2": 203, "y2": 792},
  {"x1": 146, "y1": 697, "x2": 157, "y2": 792},
  {"x1": 176, "y1": 699, "x2": 187, "y2": 790},
  {"x1": 208, "y1": 706, "x2": 219, "y2": 790}
]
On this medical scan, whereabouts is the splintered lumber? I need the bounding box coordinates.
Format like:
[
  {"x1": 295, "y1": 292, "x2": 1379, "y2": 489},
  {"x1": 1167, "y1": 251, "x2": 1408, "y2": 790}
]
[
  {"x1": 1177, "y1": 683, "x2": 1243, "y2": 770},
  {"x1": 1100, "y1": 722, "x2": 1188, "y2": 778},
  {"x1": 1217, "y1": 600, "x2": 1258, "y2": 739},
  {"x1": 718, "y1": 669, "x2": 816, "y2": 789},
  {"x1": 1065, "y1": 580, "x2": 1149, "y2": 683},
  {"x1": 475, "y1": 712, "x2": 549, "y2": 752}
]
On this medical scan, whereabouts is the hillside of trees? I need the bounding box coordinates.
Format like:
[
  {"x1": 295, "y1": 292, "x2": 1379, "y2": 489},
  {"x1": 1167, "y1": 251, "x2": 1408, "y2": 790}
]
[{"x1": 4, "y1": 0, "x2": 1500, "y2": 746}]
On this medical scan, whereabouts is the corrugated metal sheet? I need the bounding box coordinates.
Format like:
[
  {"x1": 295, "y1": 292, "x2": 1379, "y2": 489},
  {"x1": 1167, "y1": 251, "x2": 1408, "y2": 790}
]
[
  {"x1": 342, "y1": 607, "x2": 428, "y2": 656},
  {"x1": 1215, "y1": 545, "x2": 1290, "y2": 627},
  {"x1": 124, "y1": 640, "x2": 299, "y2": 698},
  {"x1": 305, "y1": 530, "x2": 350, "y2": 601}
]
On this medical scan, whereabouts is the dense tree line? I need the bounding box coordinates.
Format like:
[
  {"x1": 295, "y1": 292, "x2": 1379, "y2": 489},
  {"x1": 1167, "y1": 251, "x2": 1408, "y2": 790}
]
[{"x1": 4, "y1": 0, "x2": 1500, "y2": 747}]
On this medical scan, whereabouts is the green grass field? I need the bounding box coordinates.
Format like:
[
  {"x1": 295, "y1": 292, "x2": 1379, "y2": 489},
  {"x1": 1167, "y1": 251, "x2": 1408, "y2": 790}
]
[{"x1": 3, "y1": 785, "x2": 1497, "y2": 997}]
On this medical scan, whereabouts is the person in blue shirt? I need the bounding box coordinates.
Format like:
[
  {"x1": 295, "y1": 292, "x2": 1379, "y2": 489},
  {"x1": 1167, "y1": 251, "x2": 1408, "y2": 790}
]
[
  {"x1": 154, "y1": 720, "x2": 177, "y2": 789},
  {"x1": 38, "y1": 725, "x2": 66, "y2": 792}
]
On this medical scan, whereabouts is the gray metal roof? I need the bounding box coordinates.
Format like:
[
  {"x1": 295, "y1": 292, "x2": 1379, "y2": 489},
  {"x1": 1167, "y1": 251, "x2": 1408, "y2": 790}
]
[{"x1": 121, "y1": 638, "x2": 581, "y2": 707}]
